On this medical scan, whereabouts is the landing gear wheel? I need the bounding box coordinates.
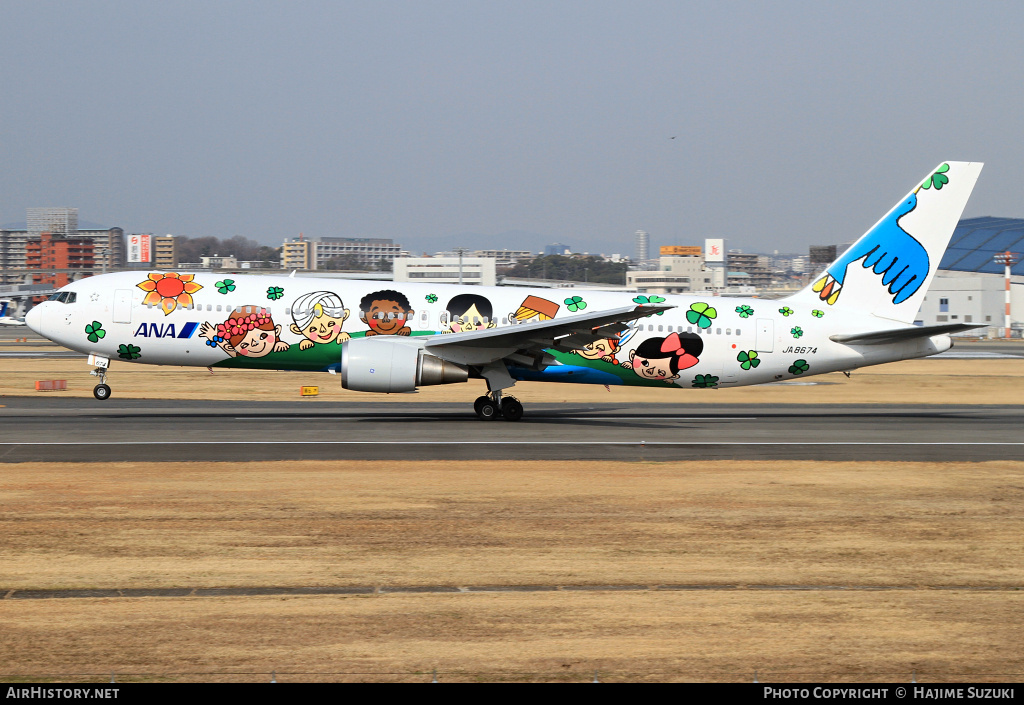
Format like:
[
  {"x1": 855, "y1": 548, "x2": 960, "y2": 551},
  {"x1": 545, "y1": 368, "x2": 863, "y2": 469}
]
[
  {"x1": 473, "y1": 395, "x2": 491, "y2": 416},
  {"x1": 475, "y1": 400, "x2": 498, "y2": 421},
  {"x1": 500, "y1": 397, "x2": 524, "y2": 421},
  {"x1": 93, "y1": 384, "x2": 111, "y2": 401}
]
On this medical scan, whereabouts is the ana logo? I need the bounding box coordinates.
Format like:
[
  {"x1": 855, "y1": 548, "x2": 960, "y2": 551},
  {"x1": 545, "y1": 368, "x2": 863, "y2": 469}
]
[{"x1": 134, "y1": 322, "x2": 199, "y2": 339}]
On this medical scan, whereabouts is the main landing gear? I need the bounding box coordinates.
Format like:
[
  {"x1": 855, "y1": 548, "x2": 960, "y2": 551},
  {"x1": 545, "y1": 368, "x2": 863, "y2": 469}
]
[
  {"x1": 89, "y1": 355, "x2": 112, "y2": 401},
  {"x1": 473, "y1": 392, "x2": 524, "y2": 421},
  {"x1": 474, "y1": 361, "x2": 524, "y2": 421}
]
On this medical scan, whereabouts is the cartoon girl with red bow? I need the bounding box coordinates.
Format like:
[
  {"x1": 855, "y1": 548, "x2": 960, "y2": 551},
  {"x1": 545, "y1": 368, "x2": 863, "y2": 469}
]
[{"x1": 620, "y1": 331, "x2": 703, "y2": 383}]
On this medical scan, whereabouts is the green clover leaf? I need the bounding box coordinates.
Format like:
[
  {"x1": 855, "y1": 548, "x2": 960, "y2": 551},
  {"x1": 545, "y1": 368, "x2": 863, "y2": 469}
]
[
  {"x1": 789, "y1": 359, "x2": 810, "y2": 375},
  {"x1": 779, "y1": 306, "x2": 793, "y2": 316},
  {"x1": 564, "y1": 295, "x2": 587, "y2": 312},
  {"x1": 812, "y1": 309, "x2": 824, "y2": 318},
  {"x1": 791, "y1": 326, "x2": 803, "y2": 339},
  {"x1": 691, "y1": 374, "x2": 719, "y2": 388},
  {"x1": 117, "y1": 343, "x2": 141, "y2": 360},
  {"x1": 634, "y1": 294, "x2": 665, "y2": 316},
  {"x1": 266, "y1": 286, "x2": 285, "y2": 301},
  {"x1": 84, "y1": 321, "x2": 106, "y2": 343},
  {"x1": 737, "y1": 350, "x2": 761, "y2": 370},
  {"x1": 425, "y1": 293, "x2": 438, "y2": 303},
  {"x1": 686, "y1": 302, "x2": 718, "y2": 329},
  {"x1": 215, "y1": 279, "x2": 236, "y2": 294},
  {"x1": 920, "y1": 163, "x2": 950, "y2": 190},
  {"x1": 735, "y1": 305, "x2": 754, "y2": 318}
]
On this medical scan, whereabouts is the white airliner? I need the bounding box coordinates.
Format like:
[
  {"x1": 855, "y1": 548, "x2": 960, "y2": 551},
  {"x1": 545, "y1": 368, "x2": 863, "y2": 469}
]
[
  {"x1": 0, "y1": 300, "x2": 26, "y2": 326},
  {"x1": 25, "y1": 161, "x2": 983, "y2": 419}
]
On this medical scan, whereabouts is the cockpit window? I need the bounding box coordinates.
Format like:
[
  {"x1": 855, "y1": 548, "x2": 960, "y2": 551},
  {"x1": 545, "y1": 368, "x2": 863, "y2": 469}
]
[{"x1": 47, "y1": 291, "x2": 76, "y2": 303}]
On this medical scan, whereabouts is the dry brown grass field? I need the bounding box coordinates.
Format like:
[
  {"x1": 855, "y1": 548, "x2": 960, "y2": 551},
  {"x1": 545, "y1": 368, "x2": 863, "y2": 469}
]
[
  {"x1": 0, "y1": 353, "x2": 1022, "y2": 404},
  {"x1": 1, "y1": 459, "x2": 1023, "y2": 682}
]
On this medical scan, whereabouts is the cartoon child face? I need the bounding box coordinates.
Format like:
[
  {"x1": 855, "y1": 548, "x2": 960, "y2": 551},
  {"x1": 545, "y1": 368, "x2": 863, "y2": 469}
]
[
  {"x1": 200, "y1": 307, "x2": 290, "y2": 359},
  {"x1": 234, "y1": 325, "x2": 281, "y2": 357},
  {"x1": 360, "y1": 290, "x2": 414, "y2": 336},
  {"x1": 443, "y1": 294, "x2": 497, "y2": 334},
  {"x1": 621, "y1": 332, "x2": 702, "y2": 382},
  {"x1": 449, "y1": 304, "x2": 492, "y2": 333},
  {"x1": 627, "y1": 350, "x2": 679, "y2": 380},
  {"x1": 295, "y1": 309, "x2": 346, "y2": 343},
  {"x1": 290, "y1": 292, "x2": 350, "y2": 348},
  {"x1": 577, "y1": 338, "x2": 619, "y2": 361}
]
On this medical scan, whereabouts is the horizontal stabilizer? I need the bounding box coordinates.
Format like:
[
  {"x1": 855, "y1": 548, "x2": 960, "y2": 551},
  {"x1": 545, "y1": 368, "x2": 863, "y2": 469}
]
[{"x1": 830, "y1": 323, "x2": 984, "y2": 346}]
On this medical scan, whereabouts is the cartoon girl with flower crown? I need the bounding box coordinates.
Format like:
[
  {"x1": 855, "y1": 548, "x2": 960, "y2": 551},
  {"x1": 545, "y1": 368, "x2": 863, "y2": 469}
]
[
  {"x1": 199, "y1": 306, "x2": 290, "y2": 358},
  {"x1": 620, "y1": 331, "x2": 703, "y2": 383}
]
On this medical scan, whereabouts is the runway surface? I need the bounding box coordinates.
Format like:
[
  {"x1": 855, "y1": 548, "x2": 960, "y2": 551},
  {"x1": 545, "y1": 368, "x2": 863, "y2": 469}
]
[
  {"x1": 4, "y1": 583, "x2": 1019, "y2": 601},
  {"x1": 1, "y1": 398, "x2": 1022, "y2": 462}
]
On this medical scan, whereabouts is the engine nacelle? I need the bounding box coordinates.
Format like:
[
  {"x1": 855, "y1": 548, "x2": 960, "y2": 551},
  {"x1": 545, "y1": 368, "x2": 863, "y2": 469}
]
[{"x1": 340, "y1": 337, "x2": 468, "y2": 393}]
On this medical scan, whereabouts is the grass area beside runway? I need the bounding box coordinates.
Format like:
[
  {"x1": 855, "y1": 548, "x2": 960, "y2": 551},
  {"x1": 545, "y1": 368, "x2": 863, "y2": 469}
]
[
  {"x1": 0, "y1": 355, "x2": 1023, "y2": 404},
  {"x1": 1, "y1": 459, "x2": 1022, "y2": 682}
]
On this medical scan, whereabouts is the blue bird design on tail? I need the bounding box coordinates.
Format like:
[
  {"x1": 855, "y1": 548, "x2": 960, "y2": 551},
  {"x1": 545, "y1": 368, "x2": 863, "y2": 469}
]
[{"x1": 812, "y1": 191, "x2": 929, "y2": 306}]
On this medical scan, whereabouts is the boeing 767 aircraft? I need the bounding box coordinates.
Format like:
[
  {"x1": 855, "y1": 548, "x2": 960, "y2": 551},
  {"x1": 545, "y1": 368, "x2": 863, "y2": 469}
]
[{"x1": 26, "y1": 161, "x2": 983, "y2": 420}]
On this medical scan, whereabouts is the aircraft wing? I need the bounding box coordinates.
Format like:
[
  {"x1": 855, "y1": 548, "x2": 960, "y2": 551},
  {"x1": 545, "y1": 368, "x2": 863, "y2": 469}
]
[
  {"x1": 830, "y1": 322, "x2": 985, "y2": 346},
  {"x1": 422, "y1": 304, "x2": 674, "y2": 366}
]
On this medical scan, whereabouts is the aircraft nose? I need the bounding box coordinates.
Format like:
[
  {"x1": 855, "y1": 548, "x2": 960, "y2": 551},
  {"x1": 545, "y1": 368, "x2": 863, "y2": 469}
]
[{"x1": 25, "y1": 305, "x2": 43, "y2": 334}]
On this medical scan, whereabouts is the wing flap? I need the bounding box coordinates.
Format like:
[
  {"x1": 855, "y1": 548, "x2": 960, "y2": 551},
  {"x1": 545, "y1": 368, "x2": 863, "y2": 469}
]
[{"x1": 423, "y1": 304, "x2": 673, "y2": 365}]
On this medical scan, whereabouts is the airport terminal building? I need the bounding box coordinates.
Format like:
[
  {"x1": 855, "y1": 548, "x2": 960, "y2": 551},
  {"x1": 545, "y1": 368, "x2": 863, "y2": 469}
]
[{"x1": 916, "y1": 217, "x2": 1024, "y2": 337}]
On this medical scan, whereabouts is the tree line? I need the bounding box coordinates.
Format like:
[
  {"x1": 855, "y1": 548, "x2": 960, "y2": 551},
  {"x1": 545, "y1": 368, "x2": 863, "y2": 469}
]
[{"x1": 176, "y1": 235, "x2": 280, "y2": 265}]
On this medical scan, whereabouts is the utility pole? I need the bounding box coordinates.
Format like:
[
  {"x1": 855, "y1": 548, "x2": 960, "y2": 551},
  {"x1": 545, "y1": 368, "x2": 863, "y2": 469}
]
[
  {"x1": 994, "y1": 251, "x2": 1019, "y2": 339},
  {"x1": 453, "y1": 247, "x2": 467, "y2": 285}
]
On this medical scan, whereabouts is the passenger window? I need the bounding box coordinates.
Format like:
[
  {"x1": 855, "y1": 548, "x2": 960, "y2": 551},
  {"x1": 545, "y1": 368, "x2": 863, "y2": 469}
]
[
  {"x1": 687, "y1": 326, "x2": 693, "y2": 334},
  {"x1": 216, "y1": 305, "x2": 222, "y2": 312},
  {"x1": 736, "y1": 328, "x2": 741, "y2": 336},
  {"x1": 716, "y1": 328, "x2": 721, "y2": 335},
  {"x1": 285, "y1": 307, "x2": 291, "y2": 316},
  {"x1": 657, "y1": 325, "x2": 663, "y2": 332},
  {"x1": 726, "y1": 328, "x2": 732, "y2": 335}
]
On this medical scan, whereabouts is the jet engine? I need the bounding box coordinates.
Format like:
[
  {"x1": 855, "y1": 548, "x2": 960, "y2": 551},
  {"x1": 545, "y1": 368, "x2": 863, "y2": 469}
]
[{"x1": 340, "y1": 337, "x2": 468, "y2": 393}]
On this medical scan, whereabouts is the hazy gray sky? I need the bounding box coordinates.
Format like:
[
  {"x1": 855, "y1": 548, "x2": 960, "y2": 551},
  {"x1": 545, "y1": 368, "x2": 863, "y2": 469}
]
[{"x1": 1, "y1": 1, "x2": 1021, "y2": 255}]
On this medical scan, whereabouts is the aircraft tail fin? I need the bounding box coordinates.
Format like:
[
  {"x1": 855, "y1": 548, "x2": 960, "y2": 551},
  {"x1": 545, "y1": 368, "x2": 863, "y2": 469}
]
[{"x1": 787, "y1": 161, "x2": 983, "y2": 324}]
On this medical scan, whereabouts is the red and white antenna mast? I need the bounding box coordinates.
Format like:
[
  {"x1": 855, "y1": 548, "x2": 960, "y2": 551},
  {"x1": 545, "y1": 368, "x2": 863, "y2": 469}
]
[{"x1": 993, "y1": 251, "x2": 1020, "y2": 340}]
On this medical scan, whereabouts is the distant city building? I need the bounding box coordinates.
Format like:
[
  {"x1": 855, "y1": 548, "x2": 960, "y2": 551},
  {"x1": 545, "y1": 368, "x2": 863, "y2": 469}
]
[
  {"x1": 25, "y1": 232, "x2": 95, "y2": 291},
  {"x1": 472, "y1": 249, "x2": 534, "y2": 266},
  {"x1": 726, "y1": 252, "x2": 774, "y2": 288},
  {"x1": 1, "y1": 213, "x2": 122, "y2": 284},
  {"x1": 393, "y1": 256, "x2": 496, "y2": 286},
  {"x1": 544, "y1": 243, "x2": 571, "y2": 257},
  {"x1": 27, "y1": 208, "x2": 77, "y2": 237},
  {"x1": 634, "y1": 230, "x2": 649, "y2": 265},
  {"x1": 153, "y1": 236, "x2": 178, "y2": 269},
  {"x1": 627, "y1": 247, "x2": 708, "y2": 294},
  {"x1": 200, "y1": 254, "x2": 239, "y2": 269},
  {"x1": 280, "y1": 235, "x2": 402, "y2": 270},
  {"x1": 314, "y1": 237, "x2": 401, "y2": 269},
  {"x1": 281, "y1": 237, "x2": 312, "y2": 270},
  {"x1": 659, "y1": 245, "x2": 701, "y2": 257},
  {"x1": 809, "y1": 245, "x2": 837, "y2": 273}
]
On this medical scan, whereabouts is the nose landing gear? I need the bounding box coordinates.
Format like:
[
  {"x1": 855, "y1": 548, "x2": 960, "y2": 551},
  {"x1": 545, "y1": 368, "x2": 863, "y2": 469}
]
[{"x1": 89, "y1": 354, "x2": 112, "y2": 401}]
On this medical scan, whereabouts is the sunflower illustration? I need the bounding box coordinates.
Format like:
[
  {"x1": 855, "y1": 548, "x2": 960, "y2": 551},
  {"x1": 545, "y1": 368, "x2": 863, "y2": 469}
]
[{"x1": 136, "y1": 273, "x2": 203, "y2": 315}]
